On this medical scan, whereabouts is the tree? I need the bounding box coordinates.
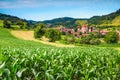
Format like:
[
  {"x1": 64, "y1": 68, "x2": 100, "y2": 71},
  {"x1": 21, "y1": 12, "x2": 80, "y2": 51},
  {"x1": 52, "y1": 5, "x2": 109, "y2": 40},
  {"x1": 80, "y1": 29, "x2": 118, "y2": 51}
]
[
  {"x1": 45, "y1": 29, "x2": 61, "y2": 42},
  {"x1": 104, "y1": 31, "x2": 119, "y2": 43},
  {"x1": 34, "y1": 23, "x2": 45, "y2": 38},
  {"x1": 3, "y1": 20, "x2": 11, "y2": 28},
  {"x1": 21, "y1": 22, "x2": 27, "y2": 29},
  {"x1": 17, "y1": 21, "x2": 27, "y2": 29}
]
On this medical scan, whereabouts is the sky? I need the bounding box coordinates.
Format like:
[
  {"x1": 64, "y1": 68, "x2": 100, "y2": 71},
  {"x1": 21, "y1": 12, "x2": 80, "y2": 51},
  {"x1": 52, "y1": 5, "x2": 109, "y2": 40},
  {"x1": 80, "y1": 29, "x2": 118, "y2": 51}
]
[{"x1": 0, "y1": 0, "x2": 120, "y2": 21}]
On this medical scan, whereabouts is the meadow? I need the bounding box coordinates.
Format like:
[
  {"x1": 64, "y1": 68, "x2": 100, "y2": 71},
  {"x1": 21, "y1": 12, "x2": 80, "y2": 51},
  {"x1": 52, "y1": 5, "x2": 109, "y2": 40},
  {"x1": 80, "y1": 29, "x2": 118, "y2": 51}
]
[{"x1": 0, "y1": 28, "x2": 120, "y2": 80}]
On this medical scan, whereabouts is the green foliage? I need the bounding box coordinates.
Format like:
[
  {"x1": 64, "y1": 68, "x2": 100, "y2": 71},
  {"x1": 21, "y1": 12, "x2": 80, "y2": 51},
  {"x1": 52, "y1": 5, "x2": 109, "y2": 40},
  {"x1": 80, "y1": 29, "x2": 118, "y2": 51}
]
[
  {"x1": 89, "y1": 32, "x2": 105, "y2": 38},
  {"x1": 60, "y1": 33, "x2": 102, "y2": 45},
  {"x1": 112, "y1": 16, "x2": 120, "y2": 26},
  {"x1": 90, "y1": 39, "x2": 101, "y2": 45},
  {"x1": 80, "y1": 33, "x2": 101, "y2": 45},
  {"x1": 45, "y1": 29, "x2": 61, "y2": 42},
  {"x1": 104, "y1": 31, "x2": 119, "y2": 43},
  {"x1": 88, "y1": 9, "x2": 120, "y2": 28},
  {"x1": 75, "y1": 20, "x2": 88, "y2": 26},
  {"x1": 0, "y1": 28, "x2": 51, "y2": 48},
  {"x1": 16, "y1": 21, "x2": 27, "y2": 29},
  {"x1": 0, "y1": 26, "x2": 120, "y2": 80},
  {"x1": 0, "y1": 47, "x2": 120, "y2": 79},
  {"x1": 41, "y1": 17, "x2": 88, "y2": 28},
  {"x1": 34, "y1": 23, "x2": 45, "y2": 38},
  {"x1": 80, "y1": 36, "x2": 92, "y2": 44},
  {"x1": 0, "y1": 20, "x2": 3, "y2": 28},
  {"x1": 0, "y1": 13, "x2": 29, "y2": 29},
  {"x1": 3, "y1": 20, "x2": 11, "y2": 28}
]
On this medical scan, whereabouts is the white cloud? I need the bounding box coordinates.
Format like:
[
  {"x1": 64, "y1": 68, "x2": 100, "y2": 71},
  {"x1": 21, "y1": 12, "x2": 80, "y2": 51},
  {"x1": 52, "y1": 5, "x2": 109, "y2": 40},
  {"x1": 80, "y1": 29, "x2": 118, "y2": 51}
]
[{"x1": 0, "y1": 0, "x2": 86, "y2": 9}]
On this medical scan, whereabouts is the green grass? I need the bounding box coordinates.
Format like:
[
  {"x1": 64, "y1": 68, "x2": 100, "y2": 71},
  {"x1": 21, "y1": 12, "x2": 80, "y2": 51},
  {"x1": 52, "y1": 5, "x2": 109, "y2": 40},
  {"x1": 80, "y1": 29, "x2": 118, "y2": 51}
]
[
  {"x1": 0, "y1": 28, "x2": 120, "y2": 80},
  {"x1": 0, "y1": 20, "x2": 3, "y2": 28},
  {"x1": 0, "y1": 28, "x2": 52, "y2": 48}
]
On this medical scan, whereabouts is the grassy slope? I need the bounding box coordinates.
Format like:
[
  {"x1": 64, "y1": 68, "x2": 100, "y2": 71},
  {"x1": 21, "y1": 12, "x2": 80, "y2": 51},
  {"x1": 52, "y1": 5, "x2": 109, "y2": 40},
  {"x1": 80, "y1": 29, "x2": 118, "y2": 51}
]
[
  {"x1": 0, "y1": 20, "x2": 3, "y2": 28},
  {"x1": 1, "y1": 28, "x2": 120, "y2": 49},
  {"x1": 11, "y1": 30, "x2": 75, "y2": 47},
  {"x1": 0, "y1": 28, "x2": 52, "y2": 48},
  {"x1": 112, "y1": 16, "x2": 120, "y2": 25}
]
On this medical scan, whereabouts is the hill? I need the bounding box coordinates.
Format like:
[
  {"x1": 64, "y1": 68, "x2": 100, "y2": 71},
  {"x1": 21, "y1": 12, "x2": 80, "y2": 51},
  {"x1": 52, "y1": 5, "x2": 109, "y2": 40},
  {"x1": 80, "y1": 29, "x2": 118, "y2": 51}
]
[
  {"x1": 39, "y1": 9, "x2": 120, "y2": 28},
  {"x1": 88, "y1": 9, "x2": 120, "y2": 28},
  {"x1": 0, "y1": 13, "x2": 26, "y2": 22},
  {"x1": 0, "y1": 13, "x2": 35, "y2": 29},
  {"x1": 40, "y1": 17, "x2": 88, "y2": 28},
  {"x1": 1, "y1": 9, "x2": 120, "y2": 29}
]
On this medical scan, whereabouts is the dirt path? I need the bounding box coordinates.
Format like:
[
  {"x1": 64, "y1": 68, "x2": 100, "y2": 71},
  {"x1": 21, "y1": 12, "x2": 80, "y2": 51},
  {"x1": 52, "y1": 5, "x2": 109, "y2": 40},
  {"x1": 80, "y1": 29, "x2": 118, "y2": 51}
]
[{"x1": 11, "y1": 30, "x2": 75, "y2": 47}]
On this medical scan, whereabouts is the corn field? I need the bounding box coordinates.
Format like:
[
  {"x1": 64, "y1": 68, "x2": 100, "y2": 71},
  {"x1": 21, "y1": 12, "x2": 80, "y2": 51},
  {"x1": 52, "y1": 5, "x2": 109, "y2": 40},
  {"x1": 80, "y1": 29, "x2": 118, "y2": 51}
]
[{"x1": 0, "y1": 47, "x2": 120, "y2": 80}]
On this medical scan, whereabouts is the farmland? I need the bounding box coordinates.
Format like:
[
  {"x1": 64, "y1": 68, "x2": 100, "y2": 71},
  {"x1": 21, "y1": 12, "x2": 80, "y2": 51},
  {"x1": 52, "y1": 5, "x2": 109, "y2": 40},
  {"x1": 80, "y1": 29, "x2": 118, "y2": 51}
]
[{"x1": 0, "y1": 28, "x2": 120, "y2": 79}]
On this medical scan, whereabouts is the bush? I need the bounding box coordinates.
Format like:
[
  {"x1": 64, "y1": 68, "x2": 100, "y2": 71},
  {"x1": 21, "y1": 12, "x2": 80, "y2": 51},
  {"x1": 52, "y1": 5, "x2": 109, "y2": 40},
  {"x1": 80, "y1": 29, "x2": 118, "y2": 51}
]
[
  {"x1": 80, "y1": 35, "x2": 101, "y2": 45},
  {"x1": 80, "y1": 36, "x2": 92, "y2": 44},
  {"x1": 104, "y1": 31, "x2": 119, "y2": 43},
  {"x1": 3, "y1": 20, "x2": 11, "y2": 28},
  {"x1": 89, "y1": 32, "x2": 104, "y2": 38},
  {"x1": 34, "y1": 24, "x2": 45, "y2": 38},
  {"x1": 60, "y1": 37, "x2": 70, "y2": 44},
  {"x1": 45, "y1": 29, "x2": 61, "y2": 42},
  {"x1": 90, "y1": 39, "x2": 101, "y2": 45},
  {"x1": 69, "y1": 37, "x2": 76, "y2": 44}
]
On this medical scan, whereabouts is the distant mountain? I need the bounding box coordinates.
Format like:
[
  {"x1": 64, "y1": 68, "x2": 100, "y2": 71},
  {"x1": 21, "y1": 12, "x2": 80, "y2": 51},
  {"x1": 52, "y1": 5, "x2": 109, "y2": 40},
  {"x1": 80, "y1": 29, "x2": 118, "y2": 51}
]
[
  {"x1": 88, "y1": 9, "x2": 120, "y2": 27},
  {"x1": 41, "y1": 17, "x2": 75, "y2": 24},
  {"x1": 1, "y1": 9, "x2": 120, "y2": 29},
  {"x1": 40, "y1": 17, "x2": 88, "y2": 28}
]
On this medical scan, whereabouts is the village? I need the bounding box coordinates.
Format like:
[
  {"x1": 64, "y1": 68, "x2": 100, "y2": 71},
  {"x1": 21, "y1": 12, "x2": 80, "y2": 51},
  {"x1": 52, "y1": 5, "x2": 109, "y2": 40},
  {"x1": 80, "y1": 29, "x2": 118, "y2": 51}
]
[{"x1": 59, "y1": 24, "x2": 120, "y2": 39}]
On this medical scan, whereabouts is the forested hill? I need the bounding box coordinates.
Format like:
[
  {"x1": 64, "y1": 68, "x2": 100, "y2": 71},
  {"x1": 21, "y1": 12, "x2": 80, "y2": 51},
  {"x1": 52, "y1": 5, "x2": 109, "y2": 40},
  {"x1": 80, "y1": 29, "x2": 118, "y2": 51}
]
[
  {"x1": 88, "y1": 9, "x2": 120, "y2": 27},
  {"x1": 0, "y1": 13, "x2": 26, "y2": 23},
  {"x1": 0, "y1": 9, "x2": 120, "y2": 29},
  {"x1": 0, "y1": 13, "x2": 35, "y2": 29},
  {"x1": 42, "y1": 17, "x2": 75, "y2": 24},
  {"x1": 40, "y1": 17, "x2": 88, "y2": 28},
  {"x1": 40, "y1": 9, "x2": 120, "y2": 28}
]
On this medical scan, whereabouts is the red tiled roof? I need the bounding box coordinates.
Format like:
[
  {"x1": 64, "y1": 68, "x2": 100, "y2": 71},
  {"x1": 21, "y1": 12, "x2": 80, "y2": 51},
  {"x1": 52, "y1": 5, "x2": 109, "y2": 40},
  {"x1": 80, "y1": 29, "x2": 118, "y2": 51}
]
[
  {"x1": 82, "y1": 24, "x2": 87, "y2": 28},
  {"x1": 77, "y1": 26, "x2": 81, "y2": 28}
]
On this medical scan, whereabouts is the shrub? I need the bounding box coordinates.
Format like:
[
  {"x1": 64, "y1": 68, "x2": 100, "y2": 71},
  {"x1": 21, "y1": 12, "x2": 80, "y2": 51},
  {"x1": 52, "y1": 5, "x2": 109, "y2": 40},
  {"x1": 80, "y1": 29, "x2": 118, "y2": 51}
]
[
  {"x1": 80, "y1": 35, "x2": 101, "y2": 45},
  {"x1": 61, "y1": 31, "x2": 66, "y2": 35},
  {"x1": 69, "y1": 38, "x2": 76, "y2": 44},
  {"x1": 90, "y1": 39, "x2": 101, "y2": 45},
  {"x1": 34, "y1": 23, "x2": 45, "y2": 38},
  {"x1": 89, "y1": 32, "x2": 104, "y2": 38},
  {"x1": 80, "y1": 36, "x2": 92, "y2": 44},
  {"x1": 60, "y1": 37, "x2": 69, "y2": 44},
  {"x1": 104, "y1": 31, "x2": 119, "y2": 43},
  {"x1": 45, "y1": 29, "x2": 61, "y2": 42},
  {"x1": 3, "y1": 20, "x2": 11, "y2": 28}
]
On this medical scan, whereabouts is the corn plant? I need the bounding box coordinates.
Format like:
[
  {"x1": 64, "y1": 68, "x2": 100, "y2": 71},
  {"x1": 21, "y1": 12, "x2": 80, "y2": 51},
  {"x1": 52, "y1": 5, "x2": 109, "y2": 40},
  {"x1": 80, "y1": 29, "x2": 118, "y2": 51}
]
[{"x1": 0, "y1": 47, "x2": 120, "y2": 80}]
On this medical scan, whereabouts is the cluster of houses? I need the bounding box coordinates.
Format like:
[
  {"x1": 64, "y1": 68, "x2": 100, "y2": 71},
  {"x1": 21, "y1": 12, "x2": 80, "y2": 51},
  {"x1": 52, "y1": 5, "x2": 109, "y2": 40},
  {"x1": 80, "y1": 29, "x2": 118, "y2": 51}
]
[{"x1": 59, "y1": 24, "x2": 108, "y2": 37}]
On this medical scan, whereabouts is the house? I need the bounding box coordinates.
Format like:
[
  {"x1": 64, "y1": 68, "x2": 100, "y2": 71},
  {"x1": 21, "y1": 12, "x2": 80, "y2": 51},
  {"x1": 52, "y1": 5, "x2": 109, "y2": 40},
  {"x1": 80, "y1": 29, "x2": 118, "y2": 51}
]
[
  {"x1": 81, "y1": 24, "x2": 88, "y2": 33},
  {"x1": 60, "y1": 27, "x2": 74, "y2": 34},
  {"x1": 77, "y1": 26, "x2": 81, "y2": 32}
]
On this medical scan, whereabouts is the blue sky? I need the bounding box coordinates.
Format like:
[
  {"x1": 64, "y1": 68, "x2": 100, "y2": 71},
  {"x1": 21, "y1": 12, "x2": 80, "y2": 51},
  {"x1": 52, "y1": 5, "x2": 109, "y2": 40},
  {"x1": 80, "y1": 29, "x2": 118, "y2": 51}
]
[{"x1": 0, "y1": 0, "x2": 120, "y2": 21}]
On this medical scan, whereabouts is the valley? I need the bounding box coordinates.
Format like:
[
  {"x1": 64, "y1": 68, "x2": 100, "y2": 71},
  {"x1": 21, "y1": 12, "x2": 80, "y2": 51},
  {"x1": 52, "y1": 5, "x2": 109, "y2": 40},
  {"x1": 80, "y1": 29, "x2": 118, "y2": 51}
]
[{"x1": 0, "y1": 4, "x2": 120, "y2": 79}]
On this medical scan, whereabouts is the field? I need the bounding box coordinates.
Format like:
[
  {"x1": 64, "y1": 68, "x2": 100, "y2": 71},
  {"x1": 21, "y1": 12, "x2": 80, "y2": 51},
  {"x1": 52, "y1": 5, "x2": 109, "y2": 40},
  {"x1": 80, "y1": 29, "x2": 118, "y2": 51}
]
[
  {"x1": 0, "y1": 28, "x2": 120, "y2": 80},
  {"x1": 11, "y1": 30, "x2": 74, "y2": 47}
]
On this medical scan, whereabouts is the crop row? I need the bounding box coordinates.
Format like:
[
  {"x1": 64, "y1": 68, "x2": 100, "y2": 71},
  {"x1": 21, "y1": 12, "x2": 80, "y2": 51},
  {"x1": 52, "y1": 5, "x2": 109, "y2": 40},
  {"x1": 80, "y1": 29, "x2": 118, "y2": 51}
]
[{"x1": 0, "y1": 47, "x2": 120, "y2": 80}]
